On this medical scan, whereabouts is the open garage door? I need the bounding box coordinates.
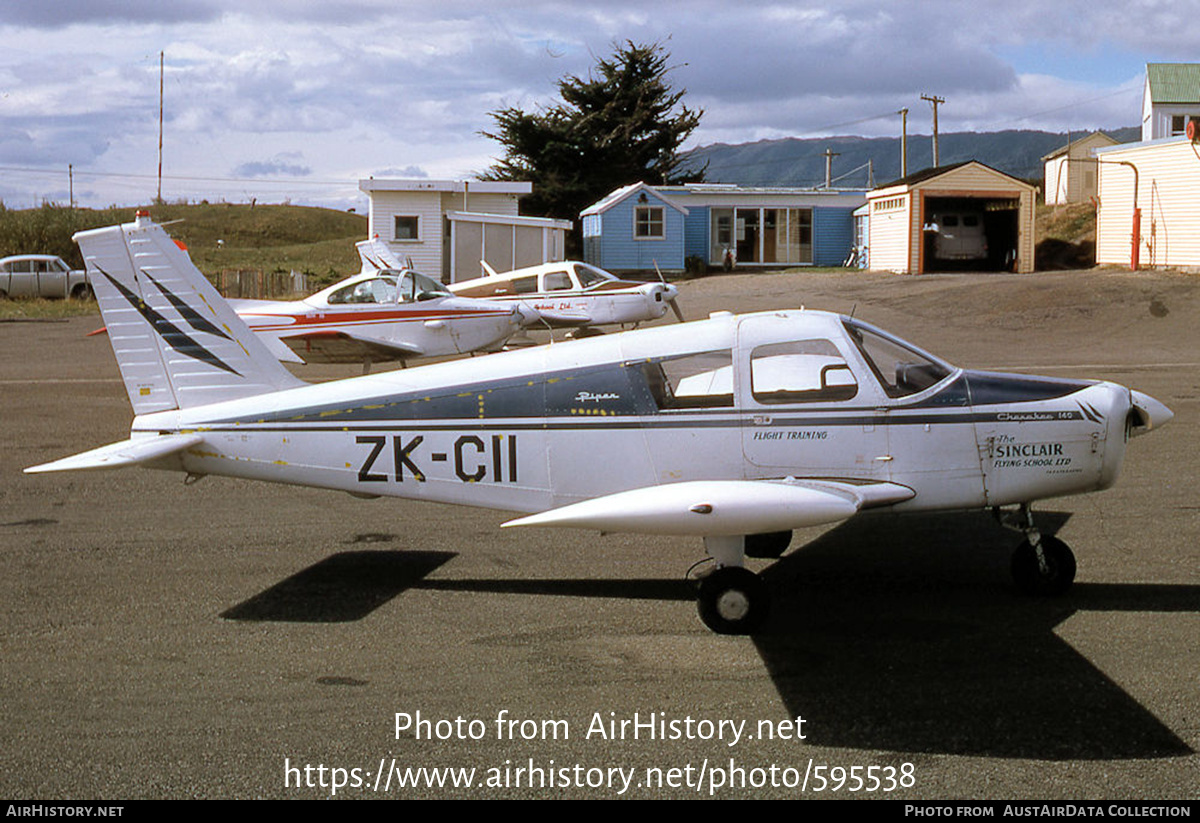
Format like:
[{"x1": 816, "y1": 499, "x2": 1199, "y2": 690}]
[{"x1": 922, "y1": 196, "x2": 1020, "y2": 273}]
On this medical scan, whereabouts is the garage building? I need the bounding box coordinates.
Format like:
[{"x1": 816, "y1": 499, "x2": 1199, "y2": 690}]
[{"x1": 865, "y1": 161, "x2": 1036, "y2": 274}]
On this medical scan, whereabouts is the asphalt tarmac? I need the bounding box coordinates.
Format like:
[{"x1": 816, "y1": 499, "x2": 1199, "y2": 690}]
[{"x1": 2, "y1": 267, "x2": 1197, "y2": 799}]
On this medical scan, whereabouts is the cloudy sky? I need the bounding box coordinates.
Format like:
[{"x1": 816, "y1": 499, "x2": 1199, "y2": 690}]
[{"x1": 1, "y1": 0, "x2": 1194, "y2": 210}]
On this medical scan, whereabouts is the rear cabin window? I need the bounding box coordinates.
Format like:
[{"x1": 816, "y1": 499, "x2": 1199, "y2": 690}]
[
  {"x1": 643, "y1": 350, "x2": 734, "y2": 409},
  {"x1": 512, "y1": 276, "x2": 539, "y2": 295},
  {"x1": 750, "y1": 340, "x2": 858, "y2": 403}
]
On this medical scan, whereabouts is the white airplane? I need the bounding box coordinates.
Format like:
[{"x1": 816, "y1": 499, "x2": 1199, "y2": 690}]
[
  {"x1": 356, "y1": 237, "x2": 683, "y2": 332},
  {"x1": 27, "y1": 214, "x2": 1173, "y2": 634},
  {"x1": 229, "y1": 267, "x2": 522, "y2": 367},
  {"x1": 449, "y1": 261, "x2": 683, "y2": 331}
]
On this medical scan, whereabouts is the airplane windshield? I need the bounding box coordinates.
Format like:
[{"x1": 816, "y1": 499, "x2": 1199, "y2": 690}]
[
  {"x1": 575, "y1": 263, "x2": 616, "y2": 289},
  {"x1": 843, "y1": 318, "x2": 953, "y2": 398},
  {"x1": 395, "y1": 270, "x2": 451, "y2": 303}
]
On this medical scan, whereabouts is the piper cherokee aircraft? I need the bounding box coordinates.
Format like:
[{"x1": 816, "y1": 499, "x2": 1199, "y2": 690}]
[
  {"x1": 356, "y1": 237, "x2": 683, "y2": 332},
  {"x1": 228, "y1": 268, "x2": 521, "y2": 367},
  {"x1": 27, "y1": 214, "x2": 1173, "y2": 634},
  {"x1": 449, "y1": 260, "x2": 684, "y2": 332}
]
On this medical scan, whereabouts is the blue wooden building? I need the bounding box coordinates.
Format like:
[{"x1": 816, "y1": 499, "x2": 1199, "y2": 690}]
[{"x1": 581, "y1": 182, "x2": 867, "y2": 272}]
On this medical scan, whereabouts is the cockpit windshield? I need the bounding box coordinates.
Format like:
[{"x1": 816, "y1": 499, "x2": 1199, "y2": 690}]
[
  {"x1": 843, "y1": 318, "x2": 954, "y2": 398},
  {"x1": 395, "y1": 270, "x2": 451, "y2": 302},
  {"x1": 326, "y1": 270, "x2": 451, "y2": 305},
  {"x1": 575, "y1": 263, "x2": 617, "y2": 289}
]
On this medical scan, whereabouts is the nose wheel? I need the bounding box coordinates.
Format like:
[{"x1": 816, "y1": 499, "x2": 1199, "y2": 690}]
[
  {"x1": 1011, "y1": 534, "x2": 1076, "y2": 596},
  {"x1": 999, "y1": 504, "x2": 1077, "y2": 596}
]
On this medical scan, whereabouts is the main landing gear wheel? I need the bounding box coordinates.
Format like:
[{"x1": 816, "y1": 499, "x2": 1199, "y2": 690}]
[
  {"x1": 1011, "y1": 535, "x2": 1076, "y2": 596},
  {"x1": 696, "y1": 567, "x2": 769, "y2": 635},
  {"x1": 744, "y1": 530, "x2": 793, "y2": 559}
]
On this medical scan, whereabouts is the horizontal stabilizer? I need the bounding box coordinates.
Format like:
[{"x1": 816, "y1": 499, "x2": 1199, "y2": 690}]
[
  {"x1": 356, "y1": 237, "x2": 403, "y2": 273},
  {"x1": 502, "y1": 478, "x2": 914, "y2": 536},
  {"x1": 25, "y1": 433, "x2": 204, "y2": 474}
]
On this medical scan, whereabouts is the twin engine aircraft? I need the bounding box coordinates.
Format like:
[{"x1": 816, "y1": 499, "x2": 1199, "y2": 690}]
[
  {"x1": 229, "y1": 266, "x2": 521, "y2": 367},
  {"x1": 27, "y1": 214, "x2": 1173, "y2": 634}
]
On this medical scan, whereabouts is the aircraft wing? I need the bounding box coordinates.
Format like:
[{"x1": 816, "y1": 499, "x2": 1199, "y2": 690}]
[
  {"x1": 502, "y1": 478, "x2": 915, "y2": 536},
  {"x1": 280, "y1": 331, "x2": 423, "y2": 364},
  {"x1": 25, "y1": 433, "x2": 204, "y2": 474}
]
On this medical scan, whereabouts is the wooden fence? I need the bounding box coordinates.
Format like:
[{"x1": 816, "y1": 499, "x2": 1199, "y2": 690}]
[{"x1": 209, "y1": 269, "x2": 311, "y2": 299}]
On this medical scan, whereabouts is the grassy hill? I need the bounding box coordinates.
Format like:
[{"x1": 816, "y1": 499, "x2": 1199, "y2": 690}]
[{"x1": 0, "y1": 202, "x2": 367, "y2": 283}]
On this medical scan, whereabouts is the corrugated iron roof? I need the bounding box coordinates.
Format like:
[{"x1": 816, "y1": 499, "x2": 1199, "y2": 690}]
[{"x1": 1146, "y1": 63, "x2": 1200, "y2": 104}]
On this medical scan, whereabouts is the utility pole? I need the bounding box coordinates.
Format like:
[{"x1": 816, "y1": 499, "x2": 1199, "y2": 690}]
[
  {"x1": 68, "y1": 164, "x2": 73, "y2": 211},
  {"x1": 898, "y1": 107, "x2": 908, "y2": 177},
  {"x1": 822, "y1": 147, "x2": 840, "y2": 188},
  {"x1": 157, "y1": 50, "x2": 164, "y2": 204},
  {"x1": 921, "y1": 94, "x2": 944, "y2": 167}
]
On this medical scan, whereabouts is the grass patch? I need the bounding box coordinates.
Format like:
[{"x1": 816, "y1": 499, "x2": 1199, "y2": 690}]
[{"x1": 0, "y1": 297, "x2": 99, "y2": 320}]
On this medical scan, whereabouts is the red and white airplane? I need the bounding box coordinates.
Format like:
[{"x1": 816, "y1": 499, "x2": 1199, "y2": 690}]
[{"x1": 230, "y1": 265, "x2": 521, "y2": 367}]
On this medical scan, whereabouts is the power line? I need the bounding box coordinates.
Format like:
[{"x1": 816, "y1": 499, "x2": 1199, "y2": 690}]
[{"x1": 0, "y1": 164, "x2": 352, "y2": 187}]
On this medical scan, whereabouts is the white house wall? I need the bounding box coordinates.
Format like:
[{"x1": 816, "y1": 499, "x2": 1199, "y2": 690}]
[
  {"x1": 866, "y1": 191, "x2": 912, "y2": 274},
  {"x1": 367, "y1": 190, "x2": 445, "y2": 273},
  {"x1": 1045, "y1": 155, "x2": 1070, "y2": 206},
  {"x1": 1096, "y1": 139, "x2": 1200, "y2": 269}
]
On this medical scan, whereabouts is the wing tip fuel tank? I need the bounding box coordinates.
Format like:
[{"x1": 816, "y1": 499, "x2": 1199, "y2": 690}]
[{"x1": 502, "y1": 479, "x2": 914, "y2": 536}]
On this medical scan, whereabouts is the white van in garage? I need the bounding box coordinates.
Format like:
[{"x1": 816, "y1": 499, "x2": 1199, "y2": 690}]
[{"x1": 931, "y1": 212, "x2": 987, "y2": 261}]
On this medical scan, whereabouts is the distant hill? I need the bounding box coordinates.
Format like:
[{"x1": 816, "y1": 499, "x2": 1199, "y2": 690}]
[{"x1": 682, "y1": 127, "x2": 1141, "y2": 189}]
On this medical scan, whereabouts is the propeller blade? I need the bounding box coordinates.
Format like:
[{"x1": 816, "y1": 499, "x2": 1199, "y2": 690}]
[{"x1": 669, "y1": 298, "x2": 685, "y2": 323}]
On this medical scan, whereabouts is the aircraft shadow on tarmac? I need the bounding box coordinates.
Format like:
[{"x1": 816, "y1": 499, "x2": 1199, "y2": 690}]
[
  {"x1": 220, "y1": 549, "x2": 456, "y2": 622},
  {"x1": 754, "y1": 510, "x2": 1197, "y2": 761},
  {"x1": 221, "y1": 511, "x2": 1197, "y2": 761}
]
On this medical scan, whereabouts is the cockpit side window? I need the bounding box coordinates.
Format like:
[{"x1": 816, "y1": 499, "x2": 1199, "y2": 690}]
[
  {"x1": 542, "y1": 271, "x2": 573, "y2": 291},
  {"x1": 642, "y1": 350, "x2": 734, "y2": 410},
  {"x1": 750, "y1": 340, "x2": 858, "y2": 403},
  {"x1": 328, "y1": 276, "x2": 398, "y2": 304},
  {"x1": 843, "y1": 319, "x2": 951, "y2": 398}
]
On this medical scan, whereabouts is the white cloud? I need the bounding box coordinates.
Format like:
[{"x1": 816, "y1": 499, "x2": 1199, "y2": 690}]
[{"x1": 0, "y1": 0, "x2": 1181, "y2": 208}]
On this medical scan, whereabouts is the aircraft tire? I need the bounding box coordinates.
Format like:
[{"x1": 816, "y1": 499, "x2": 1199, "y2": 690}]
[
  {"x1": 697, "y1": 567, "x2": 769, "y2": 634},
  {"x1": 1011, "y1": 535, "x2": 1076, "y2": 596},
  {"x1": 744, "y1": 530, "x2": 793, "y2": 559}
]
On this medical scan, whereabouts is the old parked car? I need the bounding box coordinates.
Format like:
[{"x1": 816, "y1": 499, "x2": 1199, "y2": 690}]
[{"x1": 0, "y1": 254, "x2": 91, "y2": 299}]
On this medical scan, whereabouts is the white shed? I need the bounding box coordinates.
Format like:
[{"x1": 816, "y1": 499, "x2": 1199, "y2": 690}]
[
  {"x1": 1095, "y1": 136, "x2": 1200, "y2": 270},
  {"x1": 359, "y1": 178, "x2": 570, "y2": 282}
]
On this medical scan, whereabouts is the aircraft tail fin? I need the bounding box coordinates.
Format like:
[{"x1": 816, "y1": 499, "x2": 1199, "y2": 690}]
[
  {"x1": 356, "y1": 235, "x2": 403, "y2": 273},
  {"x1": 74, "y1": 213, "x2": 305, "y2": 414}
]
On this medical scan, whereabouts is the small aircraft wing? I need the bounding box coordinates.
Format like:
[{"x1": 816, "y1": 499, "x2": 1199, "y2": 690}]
[
  {"x1": 502, "y1": 478, "x2": 915, "y2": 536},
  {"x1": 280, "y1": 331, "x2": 423, "y2": 364},
  {"x1": 25, "y1": 433, "x2": 205, "y2": 474}
]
